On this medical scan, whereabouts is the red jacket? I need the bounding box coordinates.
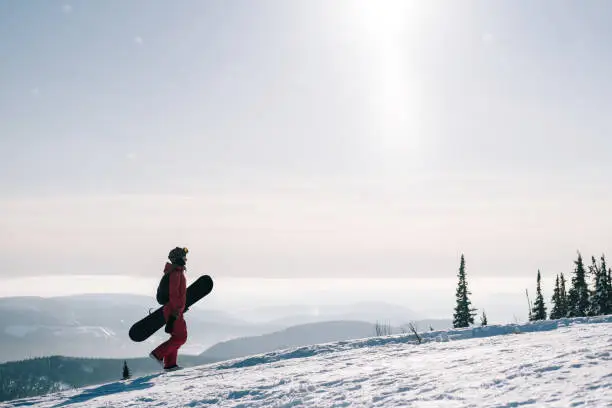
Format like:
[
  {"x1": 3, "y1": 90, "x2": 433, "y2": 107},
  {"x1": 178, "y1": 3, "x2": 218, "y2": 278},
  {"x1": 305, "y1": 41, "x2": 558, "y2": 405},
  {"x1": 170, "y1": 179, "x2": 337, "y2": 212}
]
[{"x1": 163, "y1": 262, "x2": 186, "y2": 317}]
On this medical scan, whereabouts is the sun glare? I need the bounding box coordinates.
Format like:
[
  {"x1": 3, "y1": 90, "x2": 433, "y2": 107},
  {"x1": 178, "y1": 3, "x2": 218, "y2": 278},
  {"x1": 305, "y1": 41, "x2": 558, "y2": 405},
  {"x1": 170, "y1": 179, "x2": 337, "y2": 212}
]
[{"x1": 348, "y1": 1, "x2": 433, "y2": 167}]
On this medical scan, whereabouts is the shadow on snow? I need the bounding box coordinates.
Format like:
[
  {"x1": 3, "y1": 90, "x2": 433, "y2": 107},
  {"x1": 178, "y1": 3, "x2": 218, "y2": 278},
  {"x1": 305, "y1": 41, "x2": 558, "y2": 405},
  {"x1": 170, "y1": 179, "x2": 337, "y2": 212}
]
[{"x1": 51, "y1": 374, "x2": 162, "y2": 407}]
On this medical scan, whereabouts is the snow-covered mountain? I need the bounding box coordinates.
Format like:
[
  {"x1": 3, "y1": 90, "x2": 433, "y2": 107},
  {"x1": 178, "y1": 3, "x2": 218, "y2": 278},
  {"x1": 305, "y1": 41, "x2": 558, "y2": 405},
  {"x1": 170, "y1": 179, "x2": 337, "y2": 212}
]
[{"x1": 4, "y1": 315, "x2": 611, "y2": 407}]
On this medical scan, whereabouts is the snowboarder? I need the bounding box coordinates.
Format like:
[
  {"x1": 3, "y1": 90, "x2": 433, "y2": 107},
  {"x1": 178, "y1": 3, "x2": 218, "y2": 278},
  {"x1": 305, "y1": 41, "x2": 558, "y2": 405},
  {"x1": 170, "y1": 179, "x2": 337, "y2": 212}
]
[{"x1": 149, "y1": 247, "x2": 189, "y2": 371}]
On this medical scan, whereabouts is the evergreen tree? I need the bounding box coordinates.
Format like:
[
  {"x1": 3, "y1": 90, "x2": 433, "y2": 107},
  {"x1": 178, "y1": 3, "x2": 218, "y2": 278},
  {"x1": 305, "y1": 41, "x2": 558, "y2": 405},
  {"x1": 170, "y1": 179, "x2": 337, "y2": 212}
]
[
  {"x1": 550, "y1": 274, "x2": 563, "y2": 319},
  {"x1": 602, "y1": 256, "x2": 611, "y2": 315},
  {"x1": 531, "y1": 270, "x2": 547, "y2": 320},
  {"x1": 480, "y1": 309, "x2": 488, "y2": 326},
  {"x1": 590, "y1": 255, "x2": 610, "y2": 316},
  {"x1": 608, "y1": 266, "x2": 612, "y2": 314},
  {"x1": 559, "y1": 272, "x2": 569, "y2": 317},
  {"x1": 567, "y1": 252, "x2": 590, "y2": 317},
  {"x1": 122, "y1": 360, "x2": 131, "y2": 380},
  {"x1": 453, "y1": 254, "x2": 476, "y2": 328}
]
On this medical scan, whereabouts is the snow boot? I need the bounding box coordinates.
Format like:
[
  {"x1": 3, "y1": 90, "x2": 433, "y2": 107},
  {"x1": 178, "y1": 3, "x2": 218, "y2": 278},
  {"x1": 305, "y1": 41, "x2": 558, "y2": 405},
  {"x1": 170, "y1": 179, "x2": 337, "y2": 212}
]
[{"x1": 164, "y1": 365, "x2": 183, "y2": 372}]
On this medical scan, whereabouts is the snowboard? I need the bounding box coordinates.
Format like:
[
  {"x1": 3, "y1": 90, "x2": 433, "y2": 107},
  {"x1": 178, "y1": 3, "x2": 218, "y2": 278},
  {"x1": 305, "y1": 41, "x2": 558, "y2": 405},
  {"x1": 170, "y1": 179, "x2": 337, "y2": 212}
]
[{"x1": 128, "y1": 274, "x2": 214, "y2": 342}]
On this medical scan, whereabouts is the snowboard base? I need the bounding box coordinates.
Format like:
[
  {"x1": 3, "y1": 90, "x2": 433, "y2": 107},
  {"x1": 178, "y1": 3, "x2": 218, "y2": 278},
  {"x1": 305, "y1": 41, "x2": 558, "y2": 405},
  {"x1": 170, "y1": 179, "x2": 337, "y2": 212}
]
[{"x1": 128, "y1": 275, "x2": 213, "y2": 342}]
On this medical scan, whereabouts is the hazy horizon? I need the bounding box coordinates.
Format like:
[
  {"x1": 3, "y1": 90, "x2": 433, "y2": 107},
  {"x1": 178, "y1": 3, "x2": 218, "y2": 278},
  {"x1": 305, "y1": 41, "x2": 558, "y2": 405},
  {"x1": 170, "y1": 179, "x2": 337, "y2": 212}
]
[
  {"x1": 0, "y1": 272, "x2": 566, "y2": 324},
  {"x1": 2, "y1": 2, "x2": 612, "y2": 291}
]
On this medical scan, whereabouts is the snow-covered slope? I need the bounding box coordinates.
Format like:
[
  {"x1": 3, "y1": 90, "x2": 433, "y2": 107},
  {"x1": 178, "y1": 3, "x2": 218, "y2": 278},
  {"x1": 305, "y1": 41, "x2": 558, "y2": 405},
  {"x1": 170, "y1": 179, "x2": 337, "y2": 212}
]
[{"x1": 3, "y1": 316, "x2": 611, "y2": 408}]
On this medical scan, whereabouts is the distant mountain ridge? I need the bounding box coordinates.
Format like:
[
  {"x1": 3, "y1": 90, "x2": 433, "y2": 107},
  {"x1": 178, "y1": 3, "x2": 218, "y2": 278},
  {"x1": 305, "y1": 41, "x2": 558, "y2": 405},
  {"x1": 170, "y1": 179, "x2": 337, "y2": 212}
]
[
  {"x1": 0, "y1": 294, "x2": 281, "y2": 363},
  {"x1": 198, "y1": 318, "x2": 453, "y2": 362},
  {"x1": 0, "y1": 294, "x2": 449, "y2": 363}
]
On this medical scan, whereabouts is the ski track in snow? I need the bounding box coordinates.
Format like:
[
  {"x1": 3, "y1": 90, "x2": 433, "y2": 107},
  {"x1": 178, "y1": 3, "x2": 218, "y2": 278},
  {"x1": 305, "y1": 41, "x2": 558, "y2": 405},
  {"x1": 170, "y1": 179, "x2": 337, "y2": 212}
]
[{"x1": 3, "y1": 316, "x2": 612, "y2": 408}]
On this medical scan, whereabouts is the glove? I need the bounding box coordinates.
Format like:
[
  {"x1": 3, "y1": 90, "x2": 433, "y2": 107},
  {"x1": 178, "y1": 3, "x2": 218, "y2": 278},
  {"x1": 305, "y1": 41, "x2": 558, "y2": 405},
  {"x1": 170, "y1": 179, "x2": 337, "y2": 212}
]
[{"x1": 165, "y1": 314, "x2": 176, "y2": 334}]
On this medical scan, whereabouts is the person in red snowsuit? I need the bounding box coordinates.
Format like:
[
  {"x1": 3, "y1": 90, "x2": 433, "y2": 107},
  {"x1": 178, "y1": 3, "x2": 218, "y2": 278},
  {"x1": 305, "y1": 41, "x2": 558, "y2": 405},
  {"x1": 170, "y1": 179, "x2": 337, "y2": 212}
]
[{"x1": 150, "y1": 247, "x2": 188, "y2": 371}]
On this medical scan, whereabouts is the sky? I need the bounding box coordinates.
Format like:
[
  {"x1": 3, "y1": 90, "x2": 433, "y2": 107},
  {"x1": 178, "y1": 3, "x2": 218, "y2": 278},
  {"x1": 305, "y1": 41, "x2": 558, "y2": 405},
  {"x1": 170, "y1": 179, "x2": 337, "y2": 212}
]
[{"x1": 1, "y1": 0, "x2": 612, "y2": 309}]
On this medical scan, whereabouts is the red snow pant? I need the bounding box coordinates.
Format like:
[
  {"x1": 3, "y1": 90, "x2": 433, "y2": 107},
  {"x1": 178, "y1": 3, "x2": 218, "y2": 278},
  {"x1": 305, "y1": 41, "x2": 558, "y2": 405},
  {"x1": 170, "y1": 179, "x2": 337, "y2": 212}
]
[{"x1": 152, "y1": 309, "x2": 187, "y2": 368}]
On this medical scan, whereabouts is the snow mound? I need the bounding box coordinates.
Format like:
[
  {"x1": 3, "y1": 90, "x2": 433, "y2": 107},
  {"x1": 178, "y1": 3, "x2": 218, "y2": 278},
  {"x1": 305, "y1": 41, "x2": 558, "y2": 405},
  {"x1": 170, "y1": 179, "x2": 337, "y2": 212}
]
[{"x1": 3, "y1": 316, "x2": 611, "y2": 408}]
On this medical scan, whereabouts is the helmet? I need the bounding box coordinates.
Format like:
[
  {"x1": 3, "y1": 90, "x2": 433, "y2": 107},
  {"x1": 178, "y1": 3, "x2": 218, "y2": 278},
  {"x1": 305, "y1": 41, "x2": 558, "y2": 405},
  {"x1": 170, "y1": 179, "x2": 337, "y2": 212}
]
[{"x1": 168, "y1": 247, "x2": 188, "y2": 266}]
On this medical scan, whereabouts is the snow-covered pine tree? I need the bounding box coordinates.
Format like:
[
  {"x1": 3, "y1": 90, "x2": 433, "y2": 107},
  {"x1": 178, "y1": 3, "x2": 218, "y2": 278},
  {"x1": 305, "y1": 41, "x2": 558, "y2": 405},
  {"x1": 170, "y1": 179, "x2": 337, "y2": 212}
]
[
  {"x1": 531, "y1": 270, "x2": 547, "y2": 320},
  {"x1": 549, "y1": 274, "x2": 563, "y2": 319},
  {"x1": 122, "y1": 360, "x2": 131, "y2": 380},
  {"x1": 567, "y1": 252, "x2": 590, "y2": 317},
  {"x1": 480, "y1": 309, "x2": 488, "y2": 326},
  {"x1": 588, "y1": 256, "x2": 608, "y2": 316},
  {"x1": 589, "y1": 255, "x2": 610, "y2": 316},
  {"x1": 452, "y1": 254, "x2": 476, "y2": 328},
  {"x1": 559, "y1": 272, "x2": 569, "y2": 317}
]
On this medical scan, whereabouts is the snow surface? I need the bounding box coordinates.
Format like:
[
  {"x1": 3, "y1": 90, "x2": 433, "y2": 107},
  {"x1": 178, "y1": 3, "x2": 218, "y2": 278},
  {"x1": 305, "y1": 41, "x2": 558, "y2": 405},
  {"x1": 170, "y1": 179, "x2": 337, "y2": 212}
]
[{"x1": 3, "y1": 316, "x2": 611, "y2": 407}]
